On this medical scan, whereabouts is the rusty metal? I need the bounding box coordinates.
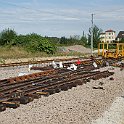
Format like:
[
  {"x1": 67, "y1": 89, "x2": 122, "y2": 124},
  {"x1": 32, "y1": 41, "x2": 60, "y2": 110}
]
[
  {"x1": 0, "y1": 103, "x2": 6, "y2": 112},
  {"x1": 0, "y1": 58, "x2": 79, "y2": 67},
  {"x1": 0, "y1": 57, "x2": 103, "y2": 69},
  {"x1": 0, "y1": 58, "x2": 116, "y2": 112},
  {"x1": 0, "y1": 69, "x2": 55, "y2": 84}
]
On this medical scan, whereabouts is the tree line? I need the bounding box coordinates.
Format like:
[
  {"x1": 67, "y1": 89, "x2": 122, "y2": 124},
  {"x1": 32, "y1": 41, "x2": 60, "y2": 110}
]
[{"x1": 0, "y1": 25, "x2": 102, "y2": 54}]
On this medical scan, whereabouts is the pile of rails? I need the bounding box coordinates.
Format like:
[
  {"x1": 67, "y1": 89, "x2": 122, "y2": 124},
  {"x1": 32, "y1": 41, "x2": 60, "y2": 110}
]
[
  {"x1": 0, "y1": 58, "x2": 79, "y2": 67},
  {"x1": 0, "y1": 58, "x2": 115, "y2": 112}
]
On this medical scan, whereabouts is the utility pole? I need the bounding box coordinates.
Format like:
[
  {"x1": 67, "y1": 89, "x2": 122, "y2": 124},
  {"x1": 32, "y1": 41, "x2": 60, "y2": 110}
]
[{"x1": 91, "y1": 14, "x2": 94, "y2": 55}]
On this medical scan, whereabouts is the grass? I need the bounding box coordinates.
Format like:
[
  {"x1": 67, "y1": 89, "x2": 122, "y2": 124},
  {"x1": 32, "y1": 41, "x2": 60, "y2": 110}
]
[
  {"x1": 0, "y1": 46, "x2": 48, "y2": 59},
  {"x1": 0, "y1": 46, "x2": 86, "y2": 60}
]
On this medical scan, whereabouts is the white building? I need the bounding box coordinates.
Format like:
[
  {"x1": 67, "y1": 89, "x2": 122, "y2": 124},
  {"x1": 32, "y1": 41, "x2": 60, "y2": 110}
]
[{"x1": 100, "y1": 29, "x2": 116, "y2": 43}]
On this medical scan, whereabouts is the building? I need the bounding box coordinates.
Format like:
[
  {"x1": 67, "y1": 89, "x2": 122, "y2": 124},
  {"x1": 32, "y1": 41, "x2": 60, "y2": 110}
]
[
  {"x1": 100, "y1": 33, "x2": 106, "y2": 42},
  {"x1": 100, "y1": 29, "x2": 116, "y2": 43},
  {"x1": 116, "y1": 31, "x2": 124, "y2": 41}
]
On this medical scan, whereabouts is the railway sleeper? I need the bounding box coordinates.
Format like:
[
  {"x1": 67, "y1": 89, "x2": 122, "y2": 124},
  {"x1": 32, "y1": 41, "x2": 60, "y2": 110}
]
[
  {"x1": 58, "y1": 80, "x2": 83, "y2": 91},
  {"x1": 26, "y1": 96, "x2": 34, "y2": 102},
  {"x1": 2, "y1": 100, "x2": 20, "y2": 108},
  {"x1": 53, "y1": 87, "x2": 61, "y2": 93},
  {"x1": 0, "y1": 103, "x2": 6, "y2": 112},
  {"x1": 92, "y1": 75, "x2": 104, "y2": 80},
  {"x1": 66, "y1": 82, "x2": 76, "y2": 89},
  {"x1": 36, "y1": 91, "x2": 49, "y2": 97},
  {"x1": 42, "y1": 89, "x2": 56, "y2": 95},
  {"x1": 55, "y1": 88, "x2": 61, "y2": 93},
  {"x1": 91, "y1": 72, "x2": 113, "y2": 80},
  {"x1": 0, "y1": 79, "x2": 9, "y2": 85},
  {"x1": 59, "y1": 85, "x2": 69, "y2": 91},
  {"x1": 28, "y1": 93, "x2": 41, "y2": 99},
  {"x1": 65, "y1": 83, "x2": 73, "y2": 89},
  {"x1": 74, "y1": 80, "x2": 83, "y2": 85},
  {"x1": 10, "y1": 90, "x2": 24, "y2": 99},
  {"x1": 70, "y1": 82, "x2": 77, "y2": 87},
  {"x1": 19, "y1": 96, "x2": 31, "y2": 104}
]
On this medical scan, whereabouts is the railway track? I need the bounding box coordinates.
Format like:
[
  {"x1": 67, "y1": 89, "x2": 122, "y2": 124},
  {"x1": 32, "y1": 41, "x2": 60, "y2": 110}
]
[
  {"x1": 0, "y1": 62, "x2": 114, "y2": 112},
  {"x1": 0, "y1": 57, "x2": 120, "y2": 112},
  {"x1": 0, "y1": 57, "x2": 106, "y2": 68},
  {"x1": 0, "y1": 58, "x2": 79, "y2": 67}
]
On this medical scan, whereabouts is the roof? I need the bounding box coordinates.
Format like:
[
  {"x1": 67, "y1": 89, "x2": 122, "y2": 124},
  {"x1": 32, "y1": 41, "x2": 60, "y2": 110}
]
[
  {"x1": 100, "y1": 33, "x2": 105, "y2": 35},
  {"x1": 105, "y1": 29, "x2": 115, "y2": 32},
  {"x1": 116, "y1": 31, "x2": 124, "y2": 38}
]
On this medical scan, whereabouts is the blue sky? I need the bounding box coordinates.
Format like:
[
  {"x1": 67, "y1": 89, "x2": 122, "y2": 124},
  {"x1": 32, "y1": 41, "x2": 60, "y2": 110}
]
[{"x1": 0, "y1": 0, "x2": 124, "y2": 37}]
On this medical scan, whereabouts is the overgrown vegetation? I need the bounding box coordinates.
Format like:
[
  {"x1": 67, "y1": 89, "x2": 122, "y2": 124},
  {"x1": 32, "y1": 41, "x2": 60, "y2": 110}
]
[
  {"x1": 0, "y1": 26, "x2": 102, "y2": 58},
  {"x1": 88, "y1": 25, "x2": 102, "y2": 48},
  {"x1": 120, "y1": 38, "x2": 124, "y2": 43},
  {"x1": 0, "y1": 29, "x2": 56, "y2": 54}
]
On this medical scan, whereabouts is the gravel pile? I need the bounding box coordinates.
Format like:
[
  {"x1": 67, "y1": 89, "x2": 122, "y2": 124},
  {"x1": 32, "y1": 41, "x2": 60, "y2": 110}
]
[
  {"x1": 0, "y1": 66, "x2": 124, "y2": 124},
  {"x1": 60, "y1": 45, "x2": 91, "y2": 54}
]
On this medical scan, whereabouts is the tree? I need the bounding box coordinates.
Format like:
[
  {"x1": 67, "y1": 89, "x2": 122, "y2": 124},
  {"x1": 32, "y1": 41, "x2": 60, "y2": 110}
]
[
  {"x1": 69, "y1": 35, "x2": 80, "y2": 45},
  {"x1": 120, "y1": 38, "x2": 124, "y2": 43},
  {"x1": 60, "y1": 37, "x2": 68, "y2": 44},
  {"x1": 88, "y1": 25, "x2": 102, "y2": 48},
  {"x1": 0, "y1": 28, "x2": 17, "y2": 45},
  {"x1": 11, "y1": 33, "x2": 56, "y2": 54},
  {"x1": 45, "y1": 36, "x2": 60, "y2": 45},
  {"x1": 25, "y1": 33, "x2": 56, "y2": 54},
  {"x1": 80, "y1": 31, "x2": 87, "y2": 46}
]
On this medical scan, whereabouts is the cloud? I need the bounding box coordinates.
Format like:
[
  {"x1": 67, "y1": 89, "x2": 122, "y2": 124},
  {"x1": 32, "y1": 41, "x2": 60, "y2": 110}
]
[
  {"x1": 1, "y1": 0, "x2": 124, "y2": 23},
  {"x1": 0, "y1": 0, "x2": 124, "y2": 37},
  {"x1": 0, "y1": 7, "x2": 83, "y2": 24}
]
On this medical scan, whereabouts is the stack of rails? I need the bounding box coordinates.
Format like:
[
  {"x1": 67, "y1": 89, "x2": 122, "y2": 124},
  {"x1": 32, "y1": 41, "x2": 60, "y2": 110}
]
[{"x1": 0, "y1": 62, "x2": 114, "y2": 112}]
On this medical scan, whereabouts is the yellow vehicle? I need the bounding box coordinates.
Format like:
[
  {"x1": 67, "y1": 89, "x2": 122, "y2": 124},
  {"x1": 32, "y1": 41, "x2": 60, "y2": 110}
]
[{"x1": 98, "y1": 42, "x2": 124, "y2": 58}]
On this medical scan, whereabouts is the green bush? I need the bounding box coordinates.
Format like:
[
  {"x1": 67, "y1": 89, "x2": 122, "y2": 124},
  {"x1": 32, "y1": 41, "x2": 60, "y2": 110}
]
[
  {"x1": 0, "y1": 28, "x2": 17, "y2": 45},
  {"x1": 23, "y1": 33, "x2": 56, "y2": 54}
]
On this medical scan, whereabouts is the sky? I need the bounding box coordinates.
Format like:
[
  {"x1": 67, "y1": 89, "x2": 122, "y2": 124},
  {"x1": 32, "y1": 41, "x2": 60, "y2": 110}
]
[{"x1": 0, "y1": 0, "x2": 124, "y2": 37}]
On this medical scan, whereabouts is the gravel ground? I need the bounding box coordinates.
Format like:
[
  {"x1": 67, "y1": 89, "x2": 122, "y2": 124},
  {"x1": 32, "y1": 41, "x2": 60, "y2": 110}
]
[
  {"x1": 92, "y1": 97, "x2": 124, "y2": 124},
  {"x1": 0, "y1": 66, "x2": 124, "y2": 124},
  {"x1": 3, "y1": 56, "x2": 78, "y2": 64},
  {"x1": 61, "y1": 45, "x2": 91, "y2": 54},
  {"x1": 0, "y1": 66, "x2": 41, "y2": 80}
]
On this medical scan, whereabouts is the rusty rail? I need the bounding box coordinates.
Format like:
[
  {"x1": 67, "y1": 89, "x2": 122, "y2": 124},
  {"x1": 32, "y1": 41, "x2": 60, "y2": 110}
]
[
  {"x1": 0, "y1": 58, "x2": 117, "y2": 112},
  {"x1": 0, "y1": 67, "x2": 114, "y2": 112}
]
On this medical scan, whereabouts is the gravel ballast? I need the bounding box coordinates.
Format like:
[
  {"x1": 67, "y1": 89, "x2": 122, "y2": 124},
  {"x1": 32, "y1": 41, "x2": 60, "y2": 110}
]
[
  {"x1": 92, "y1": 97, "x2": 124, "y2": 124},
  {"x1": 0, "y1": 66, "x2": 124, "y2": 124}
]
